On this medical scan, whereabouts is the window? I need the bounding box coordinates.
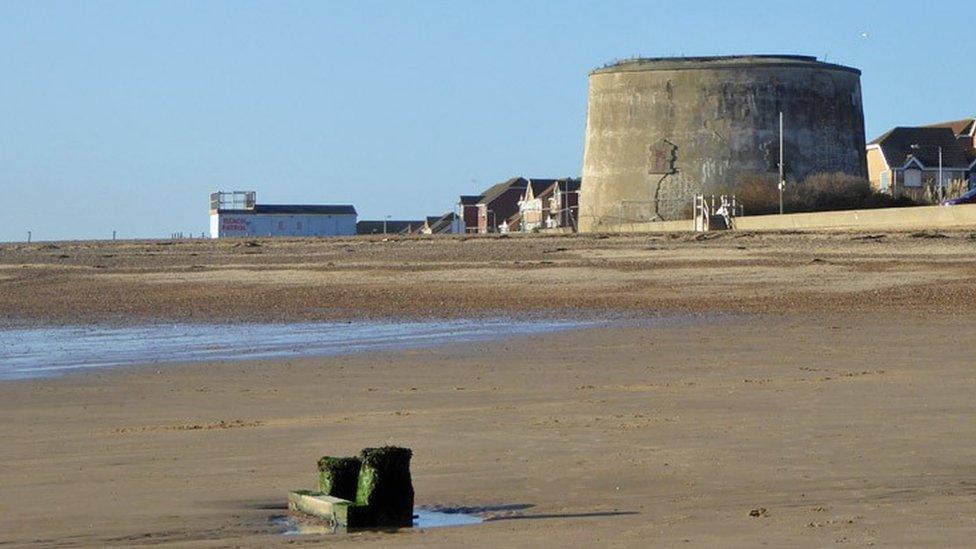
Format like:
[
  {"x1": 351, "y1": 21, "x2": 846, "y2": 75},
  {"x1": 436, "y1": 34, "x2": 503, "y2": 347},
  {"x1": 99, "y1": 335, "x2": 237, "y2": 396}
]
[
  {"x1": 277, "y1": 221, "x2": 284, "y2": 230},
  {"x1": 297, "y1": 221, "x2": 303, "y2": 231},
  {"x1": 904, "y1": 169, "x2": 922, "y2": 188},
  {"x1": 880, "y1": 171, "x2": 891, "y2": 191}
]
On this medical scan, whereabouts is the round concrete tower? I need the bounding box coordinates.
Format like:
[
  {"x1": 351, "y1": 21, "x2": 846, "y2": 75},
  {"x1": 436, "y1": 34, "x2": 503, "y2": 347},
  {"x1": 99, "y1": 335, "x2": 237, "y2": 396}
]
[{"x1": 578, "y1": 55, "x2": 867, "y2": 230}]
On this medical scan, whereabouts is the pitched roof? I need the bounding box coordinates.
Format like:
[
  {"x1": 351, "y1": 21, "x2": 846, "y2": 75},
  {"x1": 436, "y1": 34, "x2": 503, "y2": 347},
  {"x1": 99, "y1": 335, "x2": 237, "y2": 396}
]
[
  {"x1": 478, "y1": 178, "x2": 525, "y2": 204},
  {"x1": 503, "y1": 211, "x2": 521, "y2": 227},
  {"x1": 531, "y1": 178, "x2": 582, "y2": 200},
  {"x1": 555, "y1": 178, "x2": 582, "y2": 193},
  {"x1": 925, "y1": 118, "x2": 975, "y2": 137},
  {"x1": 478, "y1": 177, "x2": 579, "y2": 205},
  {"x1": 528, "y1": 178, "x2": 554, "y2": 196},
  {"x1": 460, "y1": 177, "x2": 582, "y2": 209},
  {"x1": 868, "y1": 127, "x2": 970, "y2": 169},
  {"x1": 427, "y1": 212, "x2": 457, "y2": 233}
]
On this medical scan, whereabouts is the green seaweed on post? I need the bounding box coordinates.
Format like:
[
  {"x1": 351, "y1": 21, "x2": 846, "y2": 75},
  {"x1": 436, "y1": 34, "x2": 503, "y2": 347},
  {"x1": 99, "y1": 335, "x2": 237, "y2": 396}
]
[
  {"x1": 355, "y1": 446, "x2": 414, "y2": 527},
  {"x1": 316, "y1": 456, "x2": 362, "y2": 501}
]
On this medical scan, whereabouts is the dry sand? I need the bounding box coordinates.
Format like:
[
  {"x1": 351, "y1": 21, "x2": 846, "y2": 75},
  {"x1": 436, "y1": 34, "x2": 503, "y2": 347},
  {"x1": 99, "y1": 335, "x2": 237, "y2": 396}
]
[{"x1": 2, "y1": 232, "x2": 976, "y2": 547}]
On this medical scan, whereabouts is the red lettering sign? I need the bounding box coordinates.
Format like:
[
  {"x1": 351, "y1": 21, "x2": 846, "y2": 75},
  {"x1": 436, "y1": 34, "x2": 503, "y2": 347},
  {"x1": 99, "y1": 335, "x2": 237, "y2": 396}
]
[{"x1": 221, "y1": 217, "x2": 247, "y2": 232}]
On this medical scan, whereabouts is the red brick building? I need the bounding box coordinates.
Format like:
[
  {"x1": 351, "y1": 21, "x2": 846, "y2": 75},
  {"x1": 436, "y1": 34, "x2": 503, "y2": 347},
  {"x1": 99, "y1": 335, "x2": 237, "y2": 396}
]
[{"x1": 457, "y1": 177, "x2": 577, "y2": 234}]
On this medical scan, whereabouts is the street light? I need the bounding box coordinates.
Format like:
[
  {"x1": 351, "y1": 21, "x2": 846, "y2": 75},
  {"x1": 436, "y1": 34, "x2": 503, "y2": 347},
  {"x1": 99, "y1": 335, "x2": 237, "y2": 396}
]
[
  {"x1": 778, "y1": 111, "x2": 785, "y2": 215},
  {"x1": 383, "y1": 215, "x2": 392, "y2": 234},
  {"x1": 910, "y1": 143, "x2": 944, "y2": 202}
]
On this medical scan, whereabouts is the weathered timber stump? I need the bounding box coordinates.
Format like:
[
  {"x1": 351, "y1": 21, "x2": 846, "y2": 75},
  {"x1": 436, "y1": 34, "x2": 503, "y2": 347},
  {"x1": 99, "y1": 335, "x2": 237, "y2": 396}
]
[
  {"x1": 317, "y1": 456, "x2": 362, "y2": 501},
  {"x1": 355, "y1": 446, "x2": 415, "y2": 527}
]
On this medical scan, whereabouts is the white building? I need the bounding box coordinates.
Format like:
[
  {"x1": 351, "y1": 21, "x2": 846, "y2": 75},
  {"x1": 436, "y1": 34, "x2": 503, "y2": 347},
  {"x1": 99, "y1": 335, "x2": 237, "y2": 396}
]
[{"x1": 209, "y1": 191, "x2": 357, "y2": 238}]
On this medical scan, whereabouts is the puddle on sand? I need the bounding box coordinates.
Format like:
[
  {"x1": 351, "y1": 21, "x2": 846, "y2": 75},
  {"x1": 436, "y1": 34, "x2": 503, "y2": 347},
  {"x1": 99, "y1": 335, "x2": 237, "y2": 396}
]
[
  {"x1": 271, "y1": 508, "x2": 484, "y2": 535},
  {"x1": 0, "y1": 318, "x2": 600, "y2": 381},
  {"x1": 414, "y1": 509, "x2": 484, "y2": 528}
]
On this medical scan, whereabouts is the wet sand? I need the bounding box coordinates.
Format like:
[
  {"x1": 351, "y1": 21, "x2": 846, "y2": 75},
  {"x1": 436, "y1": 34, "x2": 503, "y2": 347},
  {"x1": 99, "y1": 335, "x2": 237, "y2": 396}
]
[
  {"x1": 2, "y1": 232, "x2": 976, "y2": 546},
  {"x1": 2, "y1": 230, "x2": 976, "y2": 325},
  {"x1": 3, "y1": 313, "x2": 976, "y2": 547}
]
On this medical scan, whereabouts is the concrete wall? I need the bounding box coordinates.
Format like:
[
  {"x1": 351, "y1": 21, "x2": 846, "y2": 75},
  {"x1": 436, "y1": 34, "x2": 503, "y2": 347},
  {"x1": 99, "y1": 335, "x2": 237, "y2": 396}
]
[
  {"x1": 594, "y1": 204, "x2": 976, "y2": 233},
  {"x1": 211, "y1": 213, "x2": 357, "y2": 238},
  {"x1": 579, "y1": 56, "x2": 867, "y2": 231}
]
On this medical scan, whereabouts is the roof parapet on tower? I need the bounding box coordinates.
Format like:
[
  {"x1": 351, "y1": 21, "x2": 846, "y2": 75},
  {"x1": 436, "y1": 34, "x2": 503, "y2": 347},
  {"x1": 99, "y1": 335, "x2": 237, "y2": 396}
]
[{"x1": 591, "y1": 55, "x2": 861, "y2": 75}]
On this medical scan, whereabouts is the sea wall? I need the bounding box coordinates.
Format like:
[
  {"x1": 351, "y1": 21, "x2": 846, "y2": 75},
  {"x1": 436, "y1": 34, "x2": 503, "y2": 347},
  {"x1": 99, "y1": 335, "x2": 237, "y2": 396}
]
[{"x1": 595, "y1": 204, "x2": 976, "y2": 233}]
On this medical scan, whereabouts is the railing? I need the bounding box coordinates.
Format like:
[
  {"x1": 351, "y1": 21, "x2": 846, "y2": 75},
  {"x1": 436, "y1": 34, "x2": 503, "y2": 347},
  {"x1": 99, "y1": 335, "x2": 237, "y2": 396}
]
[
  {"x1": 694, "y1": 195, "x2": 742, "y2": 232},
  {"x1": 210, "y1": 191, "x2": 256, "y2": 211}
]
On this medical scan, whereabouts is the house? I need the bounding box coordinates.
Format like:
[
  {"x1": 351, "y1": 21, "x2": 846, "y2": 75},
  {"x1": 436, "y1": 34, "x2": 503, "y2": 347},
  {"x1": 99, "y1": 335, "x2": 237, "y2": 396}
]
[
  {"x1": 866, "y1": 127, "x2": 971, "y2": 200},
  {"x1": 550, "y1": 178, "x2": 582, "y2": 231},
  {"x1": 518, "y1": 178, "x2": 581, "y2": 232},
  {"x1": 474, "y1": 178, "x2": 533, "y2": 234},
  {"x1": 356, "y1": 220, "x2": 425, "y2": 235},
  {"x1": 421, "y1": 212, "x2": 461, "y2": 234},
  {"x1": 457, "y1": 177, "x2": 577, "y2": 234},
  {"x1": 209, "y1": 191, "x2": 356, "y2": 238},
  {"x1": 925, "y1": 118, "x2": 976, "y2": 163},
  {"x1": 518, "y1": 182, "x2": 550, "y2": 232},
  {"x1": 457, "y1": 195, "x2": 482, "y2": 234}
]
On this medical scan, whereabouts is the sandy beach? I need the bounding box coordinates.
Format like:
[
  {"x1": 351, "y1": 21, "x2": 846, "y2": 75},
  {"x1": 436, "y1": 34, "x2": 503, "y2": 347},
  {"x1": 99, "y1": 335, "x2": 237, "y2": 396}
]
[
  {"x1": 2, "y1": 233, "x2": 976, "y2": 547},
  {"x1": 2, "y1": 230, "x2": 976, "y2": 325}
]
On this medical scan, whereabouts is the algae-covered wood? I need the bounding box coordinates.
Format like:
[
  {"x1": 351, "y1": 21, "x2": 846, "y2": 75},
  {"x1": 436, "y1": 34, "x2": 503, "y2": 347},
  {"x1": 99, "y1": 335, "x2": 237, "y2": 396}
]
[{"x1": 317, "y1": 456, "x2": 361, "y2": 501}]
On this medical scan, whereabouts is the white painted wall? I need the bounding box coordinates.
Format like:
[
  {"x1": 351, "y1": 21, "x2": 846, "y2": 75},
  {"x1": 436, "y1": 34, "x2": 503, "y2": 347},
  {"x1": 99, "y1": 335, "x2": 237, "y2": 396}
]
[{"x1": 210, "y1": 213, "x2": 356, "y2": 238}]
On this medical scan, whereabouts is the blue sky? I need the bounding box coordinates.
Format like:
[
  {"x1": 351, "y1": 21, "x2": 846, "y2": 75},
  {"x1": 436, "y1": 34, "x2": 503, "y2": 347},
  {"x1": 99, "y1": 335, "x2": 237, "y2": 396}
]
[{"x1": 0, "y1": 0, "x2": 970, "y2": 241}]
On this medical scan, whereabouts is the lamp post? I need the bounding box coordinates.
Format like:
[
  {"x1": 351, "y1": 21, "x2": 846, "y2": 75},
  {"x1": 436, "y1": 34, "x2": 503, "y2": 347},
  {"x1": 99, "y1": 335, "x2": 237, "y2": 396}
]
[
  {"x1": 383, "y1": 215, "x2": 391, "y2": 235},
  {"x1": 778, "y1": 111, "x2": 785, "y2": 215},
  {"x1": 911, "y1": 143, "x2": 944, "y2": 202},
  {"x1": 939, "y1": 146, "x2": 944, "y2": 202}
]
